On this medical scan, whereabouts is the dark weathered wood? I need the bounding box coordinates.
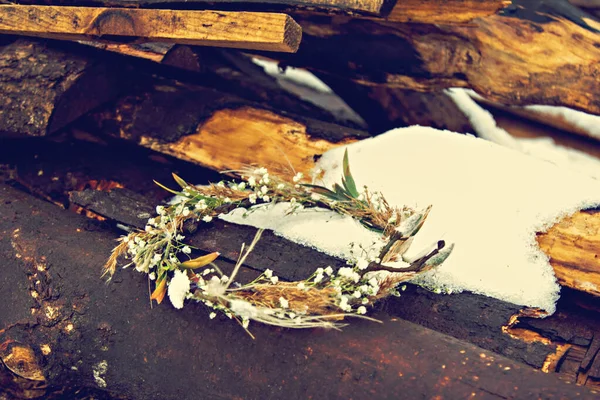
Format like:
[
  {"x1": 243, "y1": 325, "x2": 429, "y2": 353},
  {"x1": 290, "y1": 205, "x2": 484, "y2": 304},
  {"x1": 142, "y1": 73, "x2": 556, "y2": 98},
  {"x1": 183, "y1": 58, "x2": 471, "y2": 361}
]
[
  {"x1": 274, "y1": 0, "x2": 600, "y2": 115},
  {"x1": 0, "y1": 37, "x2": 132, "y2": 138},
  {"x1": 161, "y1": 45, "x2": 360, "y2": 128},
  {"x1": 2, "y1": 183, "x2": 599, "y2": 399},
  {"x1": 0, "y1": 5, "x2": 302, "y2": 52},
  {"x1": 310, "y1": 73, "x2": 473, "y2": 134}
]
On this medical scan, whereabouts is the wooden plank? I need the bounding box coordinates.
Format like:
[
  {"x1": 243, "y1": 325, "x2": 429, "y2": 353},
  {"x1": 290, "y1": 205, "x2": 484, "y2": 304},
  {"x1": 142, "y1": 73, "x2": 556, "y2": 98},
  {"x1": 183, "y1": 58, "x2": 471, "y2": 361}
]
[
  {"x1": 0, "y1": 5, "x2": 302, "y2": 52},
  {"x1": 2, "y1": 183, "x2": 599, "y2": 399}
]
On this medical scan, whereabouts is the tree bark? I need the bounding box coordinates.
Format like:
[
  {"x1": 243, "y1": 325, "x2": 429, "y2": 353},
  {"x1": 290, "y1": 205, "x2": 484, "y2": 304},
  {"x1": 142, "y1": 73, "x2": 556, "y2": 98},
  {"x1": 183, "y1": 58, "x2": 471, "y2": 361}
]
[{"x1": 0, "y1": 37, "x2": 133, "y2": 138}]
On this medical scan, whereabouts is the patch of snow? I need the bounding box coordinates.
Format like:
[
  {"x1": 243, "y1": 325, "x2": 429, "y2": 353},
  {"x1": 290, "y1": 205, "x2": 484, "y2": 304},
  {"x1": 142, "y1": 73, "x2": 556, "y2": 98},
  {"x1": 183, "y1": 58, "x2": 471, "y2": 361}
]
[
  {"x1": 524, "y1": 105, "x2": 600, "y2": 140},
  {"x1": 446, "y1": 88, "x2": 600, "y2": 180},
  {"x1": 225, "y1": 127, "x2": 600, "y2": 314},
  {"x1": 251, "y1": 58, "x2": 332, "y2": 93}
]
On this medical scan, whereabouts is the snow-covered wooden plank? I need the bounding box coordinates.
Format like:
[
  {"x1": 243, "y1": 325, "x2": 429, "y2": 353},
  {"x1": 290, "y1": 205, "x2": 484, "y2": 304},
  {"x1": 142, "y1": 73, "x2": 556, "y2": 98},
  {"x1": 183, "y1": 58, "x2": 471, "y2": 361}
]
[{"x1": 0, "y1": 5, "x2": 302, "y2": 52}]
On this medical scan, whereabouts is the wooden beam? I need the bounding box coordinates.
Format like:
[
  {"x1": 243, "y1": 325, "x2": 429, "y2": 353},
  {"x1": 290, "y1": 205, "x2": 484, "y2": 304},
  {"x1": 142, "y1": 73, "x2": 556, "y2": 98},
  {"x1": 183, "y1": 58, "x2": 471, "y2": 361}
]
[
  {"x1": 0, "y1": 5, "x2": 302, "y2": 52},
  {"x1": 2, "y1": 184, "x2": 598, "y2": 399}
]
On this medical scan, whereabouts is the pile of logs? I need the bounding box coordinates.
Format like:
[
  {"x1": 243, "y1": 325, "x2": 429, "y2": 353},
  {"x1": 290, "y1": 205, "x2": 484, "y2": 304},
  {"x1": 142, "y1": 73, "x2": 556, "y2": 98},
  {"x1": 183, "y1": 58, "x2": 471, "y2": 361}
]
[{"x1": 2, "y1": 0, "x2": 600, "y2": 398}]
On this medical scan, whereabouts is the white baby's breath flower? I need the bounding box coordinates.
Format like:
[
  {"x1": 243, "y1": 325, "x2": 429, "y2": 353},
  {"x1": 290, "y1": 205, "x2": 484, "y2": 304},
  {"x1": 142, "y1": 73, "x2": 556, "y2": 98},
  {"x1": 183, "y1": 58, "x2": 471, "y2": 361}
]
[
  {"x1": 175, "y1": 234, "x2": 185, "y2": 241},
  {"x1": 262, "y1": 174, "x2": 270, "y2": 184},
  {"x1": 260, "y1": 185, "x2": 268, "y2": 195},
  {"x1": 277, "y1": 183, "x2": 285, "y2": 190},
  {"x1": 202, "y1": 215, "x2": 213, "y2": 223},
  {"x1": 297, "y1": 282, "x2": 306, "y2": 290},
  {"x1": 314, "y1": 273, "x2": 323, "y2": 283},
  {"x1": 152, "y1": 253, "x2": 162, "y2": 263},
  {"x1": 356, "y1": 258, "x2": 369, "y2": 270},
  {"x1": 249, "y1": 194, "x2": 257, "y2": 204},
  {"x1": 148, "y1": 218, "x2": 156, "y2": 226},
  {"x1": 361, "y1": 297, "x2": 369, "y2": 305},
  {"x1": 237, "y1": 182, "x2": 246, "y2": 190},
  {"x1": 357, "y1": 306, "x2": 367, "y2": 315},
  {"x1": 270, "y1": 276, "x2": 279, "y2": 284},
  {"x1": 149, "y1": 272, "x2": 156, "y2": 280},
  {"x1": 182, "y1": 246, "x2": 191, "y2": 254},
  {"x1": 339, "y1": 295, "x2": 351, "y2": 311},
  {"x1": 182, "y1": 207, "x2": 190, "y2": 217},
  {"x1": 156, "y1": 205, "x2": 166, "y2": 215},
  {"x1": 279, "y1": 297, "x2": 289, "y2": 308},
  {"x1": 255, "y1": 167, "x2": 268, "y2": 175},
  {"x1": 262, "y1": 195, "x2": 270, "y2": 203},
  {"x1": 248, "y1": 176, "x2": 256, "y2": 187},
  {"x1": 353, "y1": 290, "x2": 362, "y2": 298},
  {"x1": 292, "y1": 172, "x2": 304, "y2": 183},
  {"x1": 264, "y1": 269, "x2": 273, "y2": 278},
  {"x1": 209, "y1": 312, "x2": 217, "y2": 319},
  {"x1": 324, "y1": 266, "x2": 333, "y2": 276},
  {"x1": 168, "y1": 269, "x2": 191, "y2": 309},
  {"x1": 242, "y1": 318, "x2": 250, "y2": 329}
]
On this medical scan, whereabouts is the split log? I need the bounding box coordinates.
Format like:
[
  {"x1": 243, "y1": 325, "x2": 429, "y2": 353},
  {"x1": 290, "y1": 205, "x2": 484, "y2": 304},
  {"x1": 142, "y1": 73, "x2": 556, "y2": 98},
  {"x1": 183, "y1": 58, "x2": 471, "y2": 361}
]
[
  {"x1": 273, "y1": 0, "x2": 600, "y2": 115},
  {"x1": 85, "y1": 75, "x2": 369, "y2": 174},
  {"x1": 0, "y1": 37, "x2": 134, "y2": 138},
  {"x1": 3, "y1": 183, "x2": 599, "y2": 399},
  {"x1": 0, "y1": 5, "x2": 302, "y2": 52}
]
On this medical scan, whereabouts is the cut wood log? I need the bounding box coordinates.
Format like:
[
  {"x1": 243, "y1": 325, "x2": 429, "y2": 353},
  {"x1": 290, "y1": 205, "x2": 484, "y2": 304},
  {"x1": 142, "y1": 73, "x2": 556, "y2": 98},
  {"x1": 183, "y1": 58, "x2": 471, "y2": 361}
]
[
  {"x1": 3, "y1": 183, "x2": 599, "y2": 399},
  {"x1": 273, "y1": 0, "x2": 600, "y2": 114},
  {"x1": 538, "y1": 210, "x2": 600, "y2": 298},
  {"x1": 0, "y1": 5, "x2": 302, "y2": 52},
  {"x1": 0, "y1": 37, "x2": 133, "y2": 138},
  {"x1": 85, "y1": 76, "x2": 369, "y2": 174}
]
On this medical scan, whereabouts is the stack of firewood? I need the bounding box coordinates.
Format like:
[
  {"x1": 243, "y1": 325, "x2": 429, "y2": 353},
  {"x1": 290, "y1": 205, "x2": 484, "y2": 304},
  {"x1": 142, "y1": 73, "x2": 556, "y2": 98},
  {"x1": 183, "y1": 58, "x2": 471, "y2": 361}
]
[{"x1": 2, "y1": 0, "x2": 600, "y2": 399}]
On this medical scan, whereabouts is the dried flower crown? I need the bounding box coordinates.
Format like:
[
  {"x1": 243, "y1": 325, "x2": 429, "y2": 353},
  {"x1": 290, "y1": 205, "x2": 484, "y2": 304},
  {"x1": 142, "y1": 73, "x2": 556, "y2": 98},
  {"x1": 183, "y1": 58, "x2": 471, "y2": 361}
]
[{"x1": 104, "y1": 150, "x2": 453, "y2": 337}]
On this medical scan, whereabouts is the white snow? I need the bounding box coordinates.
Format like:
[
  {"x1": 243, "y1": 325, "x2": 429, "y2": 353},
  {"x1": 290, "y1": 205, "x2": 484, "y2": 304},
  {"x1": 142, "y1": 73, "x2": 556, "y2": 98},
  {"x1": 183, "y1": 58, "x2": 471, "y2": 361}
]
[
  {"x1": 446, "y1": 88, "x2": 600, "y2": 180},
  {"x1": 524, "y1": 105, "x2": 600, "y2": 140},
  {"x1": 223, "y1": 127, "x2": 600, "y2": 314},
  {"x1": 251, "y1": 58, "x2": 333, "y2": 93}
]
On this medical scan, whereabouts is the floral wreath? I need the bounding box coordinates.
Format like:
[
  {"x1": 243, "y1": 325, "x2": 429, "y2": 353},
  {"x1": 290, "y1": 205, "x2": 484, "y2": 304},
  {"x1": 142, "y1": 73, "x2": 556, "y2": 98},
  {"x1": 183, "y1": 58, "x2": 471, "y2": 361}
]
[{"x1": 104, "y1": 150, "x2": 453, "y2": 338}]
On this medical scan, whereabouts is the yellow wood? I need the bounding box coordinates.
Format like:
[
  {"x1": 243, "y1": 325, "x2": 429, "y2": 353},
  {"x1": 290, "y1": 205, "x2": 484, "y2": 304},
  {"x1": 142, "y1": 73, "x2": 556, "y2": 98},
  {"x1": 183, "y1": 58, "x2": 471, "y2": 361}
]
[
  {"x1": 0, "y1": 5, "x2": 302, "y2": 53},
  {"x1": 136, "y1": 107, "x2": 356, "y2": 176}
]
